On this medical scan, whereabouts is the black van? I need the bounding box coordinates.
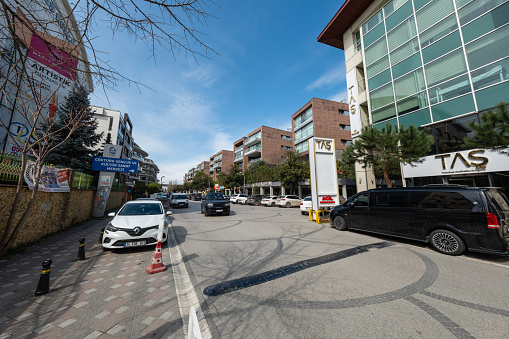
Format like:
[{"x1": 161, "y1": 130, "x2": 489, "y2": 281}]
[{"x1": 329, "y1": 185, "x2": 509, "y2": 256}]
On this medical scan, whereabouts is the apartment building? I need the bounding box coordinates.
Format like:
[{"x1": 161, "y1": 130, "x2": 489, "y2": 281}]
[
  {"x1": 132, "y1": 144, "x2": 159, "y2": 184},
  {"x1": 318, "y1": 0, "x2": 509, "y2": 192},
  {"x1": 209, "y1": 150, "x2": 234, "y2": 182},
  {"x1": 242, "y1": 126, "x2": 293, "y2": 170},
  {"x1": 292, "y1": 98, "x2": 351, "y2": 155},
  {"x1": 185, "y1": 161, "x2": 210, "y2": 183},
  {"x1": 233, "y1": 137, "x2": 246, "y2": 172}
]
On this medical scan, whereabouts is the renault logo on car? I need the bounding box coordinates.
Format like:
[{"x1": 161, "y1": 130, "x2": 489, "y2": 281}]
[{"x1": 133, "y1": 227, "x2": 141, "y2": 235}]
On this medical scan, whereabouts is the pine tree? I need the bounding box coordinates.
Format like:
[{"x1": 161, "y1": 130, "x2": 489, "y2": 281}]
[
  {"x1": 45, "y1": 86, "x2": 103, "y2": 172},
  {"x1": 464, "y1": 102, "x2": 509, "y2": 154}
]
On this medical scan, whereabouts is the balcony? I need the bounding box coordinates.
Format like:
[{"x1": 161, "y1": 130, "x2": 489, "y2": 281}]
[
  {"x1": 294, "y1": 132, "x2": 313, "y2": 145},
  {"x1": 244, "y1": 144, "x2": 261, "y2": 158},
  {"x1": 294, "y1": 116, "x2": 313, "y2": 132},
  {"x1": 244, "y1": 133, "x2": 261, "y2": 147},
  {"x1": 234, "y1": 155, "x2": 243, "y2": 163},
  {"x1": 234, "y1": 145, "x2": 244, "y2": 153}
]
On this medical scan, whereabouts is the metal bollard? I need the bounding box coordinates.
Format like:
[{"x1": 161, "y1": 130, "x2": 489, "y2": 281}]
[
  {"x1": 98, "y1": 227, "x2": 105, "y2": 244},
  {"x1": 76, "y1": 237, "x2": 86, "y2": 260},
  {"x1": 35, "y1": 259, "x2": 52, "y2": 296}
]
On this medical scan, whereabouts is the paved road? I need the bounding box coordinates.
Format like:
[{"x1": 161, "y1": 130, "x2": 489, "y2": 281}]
[{"x1": 170, "y1": 201, "x2": 509, "y2": 339}]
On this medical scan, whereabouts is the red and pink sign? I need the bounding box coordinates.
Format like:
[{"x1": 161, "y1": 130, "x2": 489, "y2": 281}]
[{"x1": 27, "y1": 34, "x2": 77, "y2": 80}]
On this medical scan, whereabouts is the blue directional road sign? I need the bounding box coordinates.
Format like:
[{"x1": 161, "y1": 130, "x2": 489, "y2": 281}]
[{"x1": 92, "y1": 157, "x2": 139, "y2": 173}]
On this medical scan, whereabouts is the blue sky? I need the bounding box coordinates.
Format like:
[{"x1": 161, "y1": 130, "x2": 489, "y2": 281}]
[{"x1": 91, "y1": 0, "x2": 347, "y2": 184}]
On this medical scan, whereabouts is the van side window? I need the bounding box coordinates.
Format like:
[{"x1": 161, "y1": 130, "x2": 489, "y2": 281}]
[
  {"x1": 409, "y1": 191, "x2": 474, "y2": 210},
  {"x1": 351, "y1": 193, "x2": 369, "y2": 206},
  {"x1": 375, "y1": 192, "x2": 408, "y2": 207}
]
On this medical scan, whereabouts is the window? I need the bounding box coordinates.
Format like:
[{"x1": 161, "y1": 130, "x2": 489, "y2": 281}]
[
  {"x1": 425, "y1": 49, "x2": 467, "y2": 87},
  {"x1": 351, "y1": 193, "x2": 370, "y2": 206},
  {"x1": 108, "y1": 117, "x2": 113, "y2": 131},
  {"x1": 374, "y1": 192, "x2": 409, "y2": 207},
  {"x1": 281, "y1": 135, "x2": 292, "y2": 140},
  {"x1": 409, "y1": 191, "x2": 474, "y2": 210},
  {"x1": 339, "y1": 110, "x2": 350, "y2": 116},
  {"x1": 339, "y1": 124, "x2": 351, "y2": 131},
  {"x1": 294, "y1": 107, "x2": 313, "y2": 130},
  {"x1": 362, "y1": 10, "x2": 383, "y2": 35},
  {"x1": 341, "y1": 140, "x2": 352, "y2": 146},
  {"x1": 281, "y1": 146, "x2": 293, "y2": 151},
  {"x1": 416, "y1": 0, "x2": 455, "y2": 33},
  {"x1": 355, "y1": 31, "x2": 362, "y2": 51}
]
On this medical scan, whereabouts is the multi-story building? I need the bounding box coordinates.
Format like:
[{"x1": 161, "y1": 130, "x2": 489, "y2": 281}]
[
  {"x1": 209, "y1": 150, "x2": 234, "y2": 182},
  {"x1": 292, "y1": 98, "x2": 351, "y2": 155},
  {"x1": 132, "y1": 144, "x2": 158, "y2": 184},
  {"x1": 319, "y1": 0, "x2": 509, "y2": 192},
  {"x1": 233, "y1": 137, "x2": 246, "y2": 173},
  {"x1": 185, "y1": 161, "x2": 210, "y2": 183},
  {"x1": 242, "y1": 126, "x2": 293, "y2": 169}
]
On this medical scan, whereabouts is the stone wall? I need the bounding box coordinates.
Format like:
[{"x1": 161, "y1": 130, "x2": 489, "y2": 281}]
[{"x1": 0, "y1": 186, "x2": 124, "y2": 249}]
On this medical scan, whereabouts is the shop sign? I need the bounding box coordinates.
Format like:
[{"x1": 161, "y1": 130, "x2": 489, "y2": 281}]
[{"x1": 402, "y1": 148, "x2": 509, "y2": 178}]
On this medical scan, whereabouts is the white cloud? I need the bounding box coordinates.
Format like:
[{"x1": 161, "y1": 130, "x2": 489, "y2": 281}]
[
  {"x1": 306, "y1": 65, "x2": 346, "y2": 91},
  {"x1": 328, "y1": 88, "x2": 348, "y2": 103}
]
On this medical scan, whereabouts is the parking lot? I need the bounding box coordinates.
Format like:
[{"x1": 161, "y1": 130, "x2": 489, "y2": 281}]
[{"x1": 171, "y1": 200, "x2": 509, "y2": 339}]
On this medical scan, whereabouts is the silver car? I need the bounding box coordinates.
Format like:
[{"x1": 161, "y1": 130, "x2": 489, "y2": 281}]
[{"x1": 276, "y1": 195, "x2": 302, "y2": 208}]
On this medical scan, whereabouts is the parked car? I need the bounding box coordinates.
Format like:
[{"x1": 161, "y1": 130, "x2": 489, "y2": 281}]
[
  {"x1": 261, "y1": 196, "x2": 278, "y2": 207},
  {"x1": 329, "y1": 186, "x2": 509, "y2": 256},
  {"x1": 201, "y1": 192, "x2": 230, "y2": 216},
  {"x1": 235, "y1": 194, "x2": 249, "y2": 205},
  {"x1": 170, "y1": 193, "x2": 189, "y2": 208},
  {"x1": 230, "y1": 194, "x2": 239, "y2": 203},
  {"x1": 276, "y1": 195, "x2": 302, "y2": 208},
  {"x1": 102, "y1": 200, "x2": 172, "y2": 250},
  {"x1": 192, "y1": 193, "x2": 202, "y2": 201},
  {"x1": 300, "y1": 196, "x2": 312, "y2": 215},
  {"x1": 246, "y1": 194, "x2": 265, "y2": 206}
]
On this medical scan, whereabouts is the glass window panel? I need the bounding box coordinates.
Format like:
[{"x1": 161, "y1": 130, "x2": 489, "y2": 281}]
[
  {"x1": 390, "y1": 37, "x2": 419, "y2": 65},
  {"x1": 372, "y1": 105, "x2": 397, "y2": 123},
  {"x1": 465, "y1": 25, "x2": 509, "y2": 70},
  {"x1": 370, "y1": 83, "x2": 395, "y2": 110},
  {"x1": 397, "y1": 92, "x2": 428, "y2": 114},
  {"x1": 362, "y1": 11, "x2": 384, "y2": 35},
  {"x1": 388, "y1": 16, "x2": 417, "y2": 51},
  {"x1": 398, "y1": 108, "x2": 432, "y2": 127},
  {"x1": 374, "y1": 117, "x2": 399, "y2": 130},
  {"x1": 419, "y1": 13, "x2": 457, "y2": 48},
  {"x1": 459, "y1": 0, "x2": 507, "y2": 26},
  {"x1": 386, "y1": 1, "x2": 413, "y2": 32},
  {"x1": 462, "y1": 2, "x2": 509, "y2": 43},
  {"x1": 428, "y1": 74, "x2": 471, "y2": 104},
  {"x1": 421, "y1": 31, "x2": 462, "y2": 64},
  {"x1": 392, "y1": 53, "x2": 422, "y2": 79},
  {"x1": 364, "y1": 23, "x2": 386, "y2": 48},
  {"x1": 431, "y1": 94, "x2": 475, "y2": 121},
  {"x1": 414, "y1": 0, "x2": 432, "y2": 11},
  {"x1": 394, "y1": 68, "x2": 425, "y2": 100},
  {"x1": 365, "y1": 37, "x2": 388, "y2": 65},
  {"x1": 385, "y1": 0, "x2": 410, "y2": 17},
  {"x1": 366, "y1": 57, "x2": 390, "y2": 78},
  {"x1": 470, "y1": 57, "x2": 509, "y2": 90},
  {"x1": 425, "y1": 49, "x2": 467, "y2": 87},
  {"x1": 368, "y1": 69, "x2": 392, "y2": 90},
  {"x1": 417, "y1": 0, "x2": 455, "y2": 33},
  {"x1": 455, "y1": 0, "x2": 473, "y2": 10},
  {"x1": 475, "y1": 81, "x2": 509, "y2": 111}
]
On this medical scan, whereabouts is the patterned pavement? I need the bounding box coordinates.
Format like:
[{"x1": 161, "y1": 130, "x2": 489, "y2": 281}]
[{"x1": 0, "y1": 216, "x2": 183, "y2": 339}]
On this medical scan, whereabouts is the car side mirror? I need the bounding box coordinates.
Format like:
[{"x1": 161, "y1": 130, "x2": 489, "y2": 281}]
[
  {"x1": 108, "y1": 212, "x2": 115, "y2": 217},
  {"x1": 166, "y1": 211, "x2": 172, "y2": 216},
  {"x1": 347, "y1": 202, "x2": 355, "y2": 208}
]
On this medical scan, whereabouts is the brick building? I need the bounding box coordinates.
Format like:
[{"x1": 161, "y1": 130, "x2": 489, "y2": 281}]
[{"x1": 210, "y1": 150, "x2": 234, "y2": 182}]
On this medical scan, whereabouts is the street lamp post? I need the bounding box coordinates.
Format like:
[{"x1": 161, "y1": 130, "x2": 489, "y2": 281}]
[{"x1": 160, "y1": 176, "x2": 165, "y2": 192}]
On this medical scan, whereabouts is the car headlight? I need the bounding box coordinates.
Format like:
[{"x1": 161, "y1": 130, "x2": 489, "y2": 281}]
[
  {"x1": 106, "y1": 223, "x2": 119, "y2": 232},
  {"x1": 207, "y1": 203, "x2": 213, "y2": 207},
  {"x1": 225, "y1": 203, "x2": 230, "y2": 207}
]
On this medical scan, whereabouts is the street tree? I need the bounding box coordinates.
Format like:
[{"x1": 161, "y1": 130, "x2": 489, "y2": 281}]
[
  {"x1": 276, "y1": 151, "x2": 309, "y2": 194},
  {"x1": 221, "y1": 164, "x2": 243, "y2": 191},
  {"x1": 342, "y1": 123, "x2": 433, "y2": 188},
  {"x1": 44, "y1": 86, "x2": 103, "y2": 173},
  {"x1": 191, "y1": 171, "x2": 212, "y2": 192},
  {"x1": 146, "y1": 182, "x2": 160, "y2": 194},
  {"x1": 247, "y1": 160, "x2": 274, "y2": 183},
  {"x1": 0, "y1": 0, "x2": 218, "y2": 255},
  {"x1": 463, "y1": 102, "x2": 509, "y2": 154}
]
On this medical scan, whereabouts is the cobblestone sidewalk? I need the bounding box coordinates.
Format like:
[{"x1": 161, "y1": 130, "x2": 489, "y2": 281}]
[{"x1": 0, "y1": 216, "x2": 183, "y2": 339}]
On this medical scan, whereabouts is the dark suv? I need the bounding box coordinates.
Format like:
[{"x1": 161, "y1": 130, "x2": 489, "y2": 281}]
[
  {"x1": 329, "y1": 186, "x2": 509, "y2": 256},
  {"x1": 246, "y1": 194, "x2": 265, "y2": 206},
  {"x1": 201, "y1": 192, "x2": 230, "y2": 216}
]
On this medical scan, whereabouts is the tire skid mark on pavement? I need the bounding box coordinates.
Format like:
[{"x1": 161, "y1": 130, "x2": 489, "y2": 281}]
[{"x1": 203, "y1": 241, "x2": 395, "y2": 297}]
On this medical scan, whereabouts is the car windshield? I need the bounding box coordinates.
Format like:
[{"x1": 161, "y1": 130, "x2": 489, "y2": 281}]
[
  {"x1": 206, "y1": 193, "x2": 224, "y2": 200},
  {"x1": 118, "y1": 203, "x2": 162, "y2": 215},
  {"x1": 304, "y1": 197, "x2": 311, "y2": 201},
  {"x1": 173, "y1": 194, "x2": 187, "y2": 199}
]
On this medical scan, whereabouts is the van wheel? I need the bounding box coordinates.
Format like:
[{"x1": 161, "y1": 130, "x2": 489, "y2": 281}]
[
  {"x1": 332, "y1": 216, "x2": 348, "y2": 231},
  {"x1": 430, "y1": 230, "x2": 465, "y2": 255}
]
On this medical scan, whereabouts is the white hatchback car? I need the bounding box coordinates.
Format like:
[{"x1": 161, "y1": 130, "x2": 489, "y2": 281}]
[
  {"x1": 229, "y1": 194, "x2": 239, "y2": 203},
  {"x1": 261, "y1": 196, "x2": 278, "y2": 207},
  {"x1": 300, "y1": 196, "x2": 312, "y2": 215},
  {"x1": 276, "y1": 195, "x2": 302, "y2": 208},
  {"x1": 170, "y1": 193, "x2": 189, "y2": 208},
  {"x1": 102, "y1": 200, "x2": 172, "y2": 250},
  {"x1": 235, "y1": 194, "x2": 249, "y2": 204}
]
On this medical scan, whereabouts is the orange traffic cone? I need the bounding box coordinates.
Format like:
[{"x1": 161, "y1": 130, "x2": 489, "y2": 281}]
[{"x1": 146, "y1": 242, "x2": 167, "y2": 274}]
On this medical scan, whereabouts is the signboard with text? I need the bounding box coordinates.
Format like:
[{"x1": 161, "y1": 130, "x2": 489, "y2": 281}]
[{"x1": 92, "y1": 157, "x2": 138, "y2": 173}]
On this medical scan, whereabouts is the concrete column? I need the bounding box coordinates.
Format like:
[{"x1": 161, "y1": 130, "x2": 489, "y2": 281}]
[
  {"x1": 281, "y1": 187, "x2": 286, "y2": 195},
  {"x1": 260, "y1": 187, "x2": 264, "y2": 195},
  {"x1": 342, "y1": 184, "x2": 347, "y2": 199},
  {"x1": 270, "y1": 186, "x2": 273, "y2": 196},
  {"x1": 298, "y1": 185, "x2": 302, "y2": 198}
]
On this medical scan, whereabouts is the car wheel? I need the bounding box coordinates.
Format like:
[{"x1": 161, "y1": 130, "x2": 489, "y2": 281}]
[
  {"x1": 224, "y1": 211, "x2": 230, "y2": 216},
  {"x1": 271, "y1": 202, "x2": 275, "y2": 207},
  {"x1": 430, "y1": 230, "x2": 465, "y2": 255},
  {"x1": 285, "y1": 202, "x2": 291, "y2": 208},
  {"x1": 255, "y1": 201, "x2": 260, "y2": 206},
  {"x1": 332, "y1": 216, "x2": 348, "y2": 231},
  {"x1": 301, "y1": 211, "x2": 306, "y2": 215}
]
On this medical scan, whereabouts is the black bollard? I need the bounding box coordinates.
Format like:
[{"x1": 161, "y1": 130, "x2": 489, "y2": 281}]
[
  {"x1": 35, "y1": 259, "x2": 52, "y2": 296},
  {"x1": 76, "y1": 237, "x2": 86, "y2": 260},
  {"x1": 98, "y1": 227, "x2": 105, "y2": 244}
]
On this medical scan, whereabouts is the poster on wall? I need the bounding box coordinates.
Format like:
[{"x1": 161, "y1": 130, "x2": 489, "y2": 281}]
[
  {"x1": 3, "y1": 29, "x2": 78, "y2": 155},
  {"x1": 24, "y1": 160, "x2": 70, "y2": 192}
]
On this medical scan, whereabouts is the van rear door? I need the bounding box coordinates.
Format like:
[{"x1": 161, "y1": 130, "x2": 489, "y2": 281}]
[{"x1": 484, "y1": 188, "x2": 509, "y2": 244}]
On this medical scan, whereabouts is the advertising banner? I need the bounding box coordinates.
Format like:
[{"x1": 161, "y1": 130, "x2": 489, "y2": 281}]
[{"x1": 24, "y1": 160, "x2": 70, "y2": 192}]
